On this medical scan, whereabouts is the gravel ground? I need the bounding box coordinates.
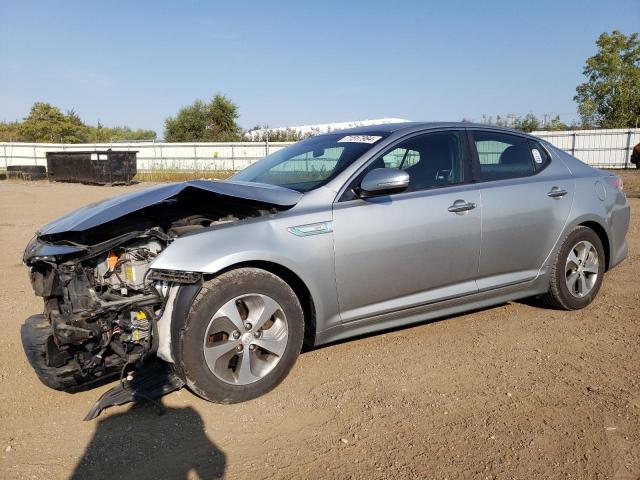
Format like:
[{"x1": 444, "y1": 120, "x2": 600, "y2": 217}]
[{"x1": 0, "y1": 172, "x2": 638, "y2": 480}]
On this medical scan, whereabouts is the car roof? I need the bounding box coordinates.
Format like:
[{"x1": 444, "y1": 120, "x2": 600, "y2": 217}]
[{"x1": 332, "y1": 121, "x2": 527, "y2": 136}]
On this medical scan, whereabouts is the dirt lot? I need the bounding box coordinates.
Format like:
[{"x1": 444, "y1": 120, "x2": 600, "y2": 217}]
[{"x1": 0, "y1": 172, "x2": 638, "y2": 480}]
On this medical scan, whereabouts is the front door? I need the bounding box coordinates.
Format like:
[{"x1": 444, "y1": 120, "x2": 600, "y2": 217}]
[{"x1": 332, "y1": 130, "x2": 481, "y2": 323}]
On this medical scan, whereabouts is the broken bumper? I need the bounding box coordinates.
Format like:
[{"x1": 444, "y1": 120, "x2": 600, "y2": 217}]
[{"x1": 21, "y1": 314, "x2": 185, "y2": 419}]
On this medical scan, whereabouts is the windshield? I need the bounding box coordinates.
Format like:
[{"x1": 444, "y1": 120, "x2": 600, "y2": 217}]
[{"x1": 231, "y1": 133, "x2": 388, "y2": 192}]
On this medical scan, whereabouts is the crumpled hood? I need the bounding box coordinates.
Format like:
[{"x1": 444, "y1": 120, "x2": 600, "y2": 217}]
[{"x1": 37, "y1": 180, "x2": 303, "y2": 235}]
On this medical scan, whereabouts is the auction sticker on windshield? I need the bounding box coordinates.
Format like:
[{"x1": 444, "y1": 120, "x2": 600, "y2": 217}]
[{"x1": 338, "y1": 135, "x2": 383, "y2": 144}]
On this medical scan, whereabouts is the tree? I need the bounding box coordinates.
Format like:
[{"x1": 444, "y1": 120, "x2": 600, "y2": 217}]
[
  {"x1": 87, "y1": 124, "x2": 156, "y2": 142},
  {"x1": 495, "y1": 115, "x2": 509, "y2": 128},
  {"x1": 473, "y1": 113, "x2": 566, "y2": 131},
  {"x1": 0, "y1": 121, "x2": 23, "y2": 141},
  {"x1": 545, "y1": 115, "x2": 569, "y2": 131},
  {"x1": 207, "y1": 94, "x2": 242, "y2": 141},
  {"x1": 574, "y1": 30, "x2": 640, "y2": 128},
  {"x1": 0, "y1": 102, "x2": 157, "y2": 143},
  {"x1": 18, "y1": 102, "x2": 89, "y2": 142},
  {"x1": 164, "y1": 100, "x2": 209, "y2": 142},
  {"x1": 164, "y1": 94, "x2": 242, "y2": 142},
  {"x1": 512, "y1": 113, "x2": 541, "y2": 132}
]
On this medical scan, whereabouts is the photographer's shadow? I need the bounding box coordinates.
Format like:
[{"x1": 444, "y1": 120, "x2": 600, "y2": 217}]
[{"x1": 71, "y1": 398, "x2": 225, "y2": 480}]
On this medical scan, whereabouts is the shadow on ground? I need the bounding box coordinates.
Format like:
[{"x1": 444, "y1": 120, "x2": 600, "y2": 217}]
[{"x1": 70, "y1": 398, "x2": 225, "y2": 480}]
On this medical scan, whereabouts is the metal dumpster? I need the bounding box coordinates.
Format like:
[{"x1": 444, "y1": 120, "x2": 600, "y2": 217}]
[{"x1": 46, "y1": 150, "x2": 137, "y2": 185}]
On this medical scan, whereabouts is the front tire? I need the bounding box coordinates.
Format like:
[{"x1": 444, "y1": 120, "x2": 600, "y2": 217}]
[
  {"x1": 541, "y1": 226, "x2": 605, "y2": 310},
  {"x1": 177, "y1": 268, "x2": 304, "y2": 403}
]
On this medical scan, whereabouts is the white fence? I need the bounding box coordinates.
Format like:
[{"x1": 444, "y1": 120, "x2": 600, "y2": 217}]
[
  {"x1": 0, "y1": 141, "x2": 292, "y2": 172},
  {"x1": 533, "y1": 128, "x2": 640, "y2": 168},
  {"x1": 1, "y1": 128, "x2": 639, "y2": 172}
]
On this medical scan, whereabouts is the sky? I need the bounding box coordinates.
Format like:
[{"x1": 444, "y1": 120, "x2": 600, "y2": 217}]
[{"x1": 0, "y1": 0, "x2": 639, "y2": 138}]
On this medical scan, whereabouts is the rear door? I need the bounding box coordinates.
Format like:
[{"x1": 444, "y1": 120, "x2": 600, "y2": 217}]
[
  {"x1": 332, "y1": 130, "x2": 481, "y2": 323},
  {"x1": 468, "y1": 130, "x2": 574, "y2": 290}
]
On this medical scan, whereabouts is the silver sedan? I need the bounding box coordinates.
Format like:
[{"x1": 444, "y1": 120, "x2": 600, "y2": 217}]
[{"x1": 22, "y1": 122, "x2": 630, "y2": 415}]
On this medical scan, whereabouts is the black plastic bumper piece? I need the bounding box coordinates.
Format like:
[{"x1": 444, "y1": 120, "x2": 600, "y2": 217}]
[
  {"x1": 22, "y1": 314, "x2": 185, "y2": 420},
  {"x1": 84, "y1": 360, "x2": 185, "y2": 421},
  {"x1": 21, "y1": 314, "x2": 119, "y2": 392},
  {"x1": 21, "y1": 314, "x2": 80, "y2": 391}
]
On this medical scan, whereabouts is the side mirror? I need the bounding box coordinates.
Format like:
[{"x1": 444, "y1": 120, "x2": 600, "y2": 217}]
[{"x1": 359, "y1": 168, "x2": 410, "y2": 197}]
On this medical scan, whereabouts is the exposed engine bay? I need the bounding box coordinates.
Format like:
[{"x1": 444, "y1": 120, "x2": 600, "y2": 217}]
[
  {"x1": 21, "y1": 181, "x2": 299, "y2": 417},
  {"x1": 27, "y1": 233, "x2": 169, "y2": 390}
]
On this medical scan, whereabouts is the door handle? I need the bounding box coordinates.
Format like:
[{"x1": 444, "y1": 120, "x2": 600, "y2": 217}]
[
  {"x1": 547, "y1": 187, "x2": 568, "y2": 199},
  {"x1": 448, "y1": 201, "x2": 476, "y2": 213}
]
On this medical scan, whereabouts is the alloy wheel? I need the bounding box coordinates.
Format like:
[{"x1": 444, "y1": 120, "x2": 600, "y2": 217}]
[
  {"x1": 202, "y1": 294, "x2": 288, "y2": 385},
  {"x1": 565, "y1": 240, "x2": 599, "y2": 298}
]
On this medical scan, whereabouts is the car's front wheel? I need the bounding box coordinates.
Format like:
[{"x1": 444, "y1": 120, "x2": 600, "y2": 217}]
[
  {"x1": 176, "y1": 268, "x2": 305, "y2": 403},
  {"x1": 541, "y1": 226, "x2": 605, "y2": 310}
]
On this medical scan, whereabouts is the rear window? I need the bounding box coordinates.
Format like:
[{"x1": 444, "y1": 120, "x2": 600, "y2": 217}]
[{"x1": 473, "y1": 132, "x2": 541, "y2": 181}]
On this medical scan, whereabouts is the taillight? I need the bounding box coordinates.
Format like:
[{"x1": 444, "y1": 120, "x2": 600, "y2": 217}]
[{"x1": 608, "y1": 175, "x2": 624, "y2": 192}]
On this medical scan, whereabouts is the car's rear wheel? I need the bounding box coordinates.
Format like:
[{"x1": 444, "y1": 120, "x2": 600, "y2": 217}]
[
  {"x1": 177, "y1": 268, "x2": 304, "y2": 403},
  {"x1": 541, "y1": 226, "x2": 605, "y2": 310}
]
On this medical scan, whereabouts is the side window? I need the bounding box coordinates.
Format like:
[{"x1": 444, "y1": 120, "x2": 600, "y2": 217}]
[
  {"x1": 473, "y1": 132, "x2": 535, "y2": 181},
  {"x1": 368, "y1": 132, "x2": 464, "y2": 192},
  {"x1": 381, "y1": 148, "x2": 420, "y2": 169}
]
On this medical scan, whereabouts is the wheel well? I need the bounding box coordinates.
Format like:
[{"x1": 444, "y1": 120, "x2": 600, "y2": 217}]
[
  {"x1": 579, "y1": 221, "x2": 610, "y2": 270},
  {"x1": 212, "y1": 261, "x2": 317, "y2": 349}
]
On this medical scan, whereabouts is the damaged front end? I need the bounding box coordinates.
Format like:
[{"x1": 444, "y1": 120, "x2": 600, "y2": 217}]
[{"x1": 21, "y1": 180, "x2": 300, "y2": 418}]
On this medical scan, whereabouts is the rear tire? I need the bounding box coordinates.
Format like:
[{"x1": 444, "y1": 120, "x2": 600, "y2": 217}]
[
  {"x1": 541, "y1": 226, "x2": 605, "y2": 310},
  {"x1": 176, "y1": 268, "x2": 304, "y2": 403}
]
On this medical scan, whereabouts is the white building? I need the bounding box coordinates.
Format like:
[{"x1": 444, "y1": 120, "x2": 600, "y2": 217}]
[{"x1": 245, "y1": 118, "x2": 411, "y2": 140}]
